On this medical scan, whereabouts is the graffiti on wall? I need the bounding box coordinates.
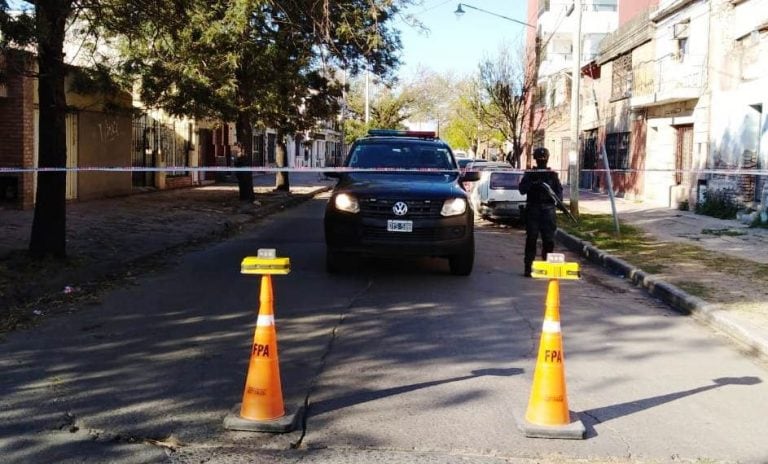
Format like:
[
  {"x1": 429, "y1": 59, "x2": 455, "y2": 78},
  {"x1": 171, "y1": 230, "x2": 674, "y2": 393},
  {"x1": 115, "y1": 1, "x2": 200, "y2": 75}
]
[{"x1": 98, "y1": 118, "x2": 120, "y2": 144}]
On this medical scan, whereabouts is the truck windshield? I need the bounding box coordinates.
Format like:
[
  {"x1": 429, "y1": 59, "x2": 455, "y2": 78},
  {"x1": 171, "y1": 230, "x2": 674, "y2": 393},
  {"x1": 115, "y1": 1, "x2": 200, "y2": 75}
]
[{"x1": 346, "y1": 143, "x2": 454, "y2": 170}]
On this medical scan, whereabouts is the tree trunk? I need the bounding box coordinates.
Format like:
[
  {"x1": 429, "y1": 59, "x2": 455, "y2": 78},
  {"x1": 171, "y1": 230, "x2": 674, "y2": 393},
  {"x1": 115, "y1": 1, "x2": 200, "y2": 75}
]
[
  {"x1": 274, "y1": 128, "x2": 290, "y2": 192},
  {"x1": 235, "y1": 112, "x2": 255, "y2": 202},
  {"x1": 29, "y1": 0, "x2": 72, "y2": 259}
]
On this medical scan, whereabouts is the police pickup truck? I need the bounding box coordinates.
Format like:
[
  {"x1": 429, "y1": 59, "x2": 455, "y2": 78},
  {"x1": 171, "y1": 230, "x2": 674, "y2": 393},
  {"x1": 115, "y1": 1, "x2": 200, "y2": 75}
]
[{"x1": 324, "y1": 130, "x2": 480, "y2": 275}]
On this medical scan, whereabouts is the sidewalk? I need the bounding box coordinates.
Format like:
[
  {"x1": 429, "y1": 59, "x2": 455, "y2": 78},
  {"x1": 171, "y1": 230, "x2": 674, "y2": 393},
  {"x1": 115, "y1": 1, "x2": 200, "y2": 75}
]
[
  {"x1": 0, "y1": 173, "x2": 335, "y2": 332},
  {"x1": 561, "y1": 190, "x2": 768, "y2": 361}
]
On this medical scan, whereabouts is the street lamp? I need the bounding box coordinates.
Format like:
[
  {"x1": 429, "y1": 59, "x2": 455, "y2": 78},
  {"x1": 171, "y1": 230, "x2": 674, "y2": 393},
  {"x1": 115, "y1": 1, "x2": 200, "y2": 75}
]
[{"x1": 454, "y1": 3, "x2": 535, "y2": 29}]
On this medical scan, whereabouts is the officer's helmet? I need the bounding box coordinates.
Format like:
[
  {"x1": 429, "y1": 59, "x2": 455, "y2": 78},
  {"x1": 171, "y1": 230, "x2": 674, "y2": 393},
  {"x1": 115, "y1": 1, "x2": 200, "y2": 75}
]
[{"x1": 533, "y1": 147, "x2": 550, "y2": 166}]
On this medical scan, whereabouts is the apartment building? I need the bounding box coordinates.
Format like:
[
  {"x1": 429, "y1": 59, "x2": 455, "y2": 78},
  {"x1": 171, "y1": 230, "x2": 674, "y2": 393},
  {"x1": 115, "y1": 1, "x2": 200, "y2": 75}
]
[{"x1": 531, "y1": 0, "x2": 619, "y2": 178}]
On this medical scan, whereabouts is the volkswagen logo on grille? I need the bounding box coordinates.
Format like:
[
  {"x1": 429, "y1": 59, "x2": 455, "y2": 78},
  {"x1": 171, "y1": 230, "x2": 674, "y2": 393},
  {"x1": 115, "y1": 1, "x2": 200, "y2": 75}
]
[{"x1": 392, "y1": 201, "x2": 408, "y2": 216}]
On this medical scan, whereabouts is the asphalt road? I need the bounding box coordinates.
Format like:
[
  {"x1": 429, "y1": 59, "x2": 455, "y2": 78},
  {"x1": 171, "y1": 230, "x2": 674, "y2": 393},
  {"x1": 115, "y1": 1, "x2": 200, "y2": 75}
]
[{"x1": 1, "y1": 194, "x2": 767, "y2": 464}]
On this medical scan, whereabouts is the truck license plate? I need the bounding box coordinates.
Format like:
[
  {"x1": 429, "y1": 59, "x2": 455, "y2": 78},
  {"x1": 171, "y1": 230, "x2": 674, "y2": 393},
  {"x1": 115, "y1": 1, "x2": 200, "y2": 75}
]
[{"x1": 387, "y1": 220, "x2": 413, "y2": 232}]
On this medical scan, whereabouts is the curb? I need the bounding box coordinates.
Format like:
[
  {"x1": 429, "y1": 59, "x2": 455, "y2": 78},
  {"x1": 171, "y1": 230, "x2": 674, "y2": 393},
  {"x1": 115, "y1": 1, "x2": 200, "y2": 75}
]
[{"x1": 556, "y1": 229, "x2": 768, "y2": 361}]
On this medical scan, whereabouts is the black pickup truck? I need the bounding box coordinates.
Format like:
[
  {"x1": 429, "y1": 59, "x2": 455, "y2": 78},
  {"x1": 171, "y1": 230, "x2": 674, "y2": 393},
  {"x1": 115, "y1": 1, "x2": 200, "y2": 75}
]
[{"x1": 324, "y1": 130, "x2": 480, "y2": 275}]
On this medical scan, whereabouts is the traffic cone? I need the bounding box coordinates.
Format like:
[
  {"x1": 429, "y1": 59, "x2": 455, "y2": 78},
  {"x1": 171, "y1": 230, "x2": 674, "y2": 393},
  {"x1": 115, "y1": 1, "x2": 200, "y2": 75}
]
[
  {"x1": 240, "y1": 274, "x2": 285, "y2": 420},
  {"x1": 520, "y1": 279, "x2": 585, "y2": 439},
  {"x1": 223, "y1": 274, "x2": 302, "y2": 432}
]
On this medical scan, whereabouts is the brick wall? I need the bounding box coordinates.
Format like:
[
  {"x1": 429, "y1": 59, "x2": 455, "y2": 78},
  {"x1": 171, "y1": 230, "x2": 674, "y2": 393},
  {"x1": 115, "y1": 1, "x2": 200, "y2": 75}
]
[{"x1": 0, "y1": 51, "x2": 35, "y2": 209}]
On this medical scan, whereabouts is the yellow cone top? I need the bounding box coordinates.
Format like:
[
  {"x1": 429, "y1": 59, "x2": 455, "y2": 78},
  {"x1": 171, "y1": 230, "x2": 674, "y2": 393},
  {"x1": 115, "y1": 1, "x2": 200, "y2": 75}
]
[
  {"x1": 241, "y1": 249, "x2": 291, "y2": 275},
  {"x1": 532, "y1": 253, "x2": 580, "y2": 280}
]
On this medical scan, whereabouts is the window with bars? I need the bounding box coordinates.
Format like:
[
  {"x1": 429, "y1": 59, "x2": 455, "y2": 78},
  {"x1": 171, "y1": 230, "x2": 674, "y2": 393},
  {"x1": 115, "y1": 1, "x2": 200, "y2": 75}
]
[
  {"x1": 605, "y1": 132, "x2": 630, "y2": 170},
  {"x1": 611, "y1": 53, "x2": 632, "y2": 101}
]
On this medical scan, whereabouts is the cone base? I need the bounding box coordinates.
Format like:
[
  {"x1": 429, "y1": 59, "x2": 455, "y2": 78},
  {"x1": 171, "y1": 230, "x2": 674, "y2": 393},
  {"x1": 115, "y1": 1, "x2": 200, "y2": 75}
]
[
  {"x1": 516, "y1": 411, "x2": 585, "y2": 440},
  {"x1": 223, "y1": 403, "x2": 304, "y2": 433}
]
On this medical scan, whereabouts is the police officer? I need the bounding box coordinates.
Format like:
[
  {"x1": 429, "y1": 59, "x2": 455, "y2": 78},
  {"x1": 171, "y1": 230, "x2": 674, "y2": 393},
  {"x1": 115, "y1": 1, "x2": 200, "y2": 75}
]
[{"x1": 519, "y1": 147, "x2": 563, "y2": 277}]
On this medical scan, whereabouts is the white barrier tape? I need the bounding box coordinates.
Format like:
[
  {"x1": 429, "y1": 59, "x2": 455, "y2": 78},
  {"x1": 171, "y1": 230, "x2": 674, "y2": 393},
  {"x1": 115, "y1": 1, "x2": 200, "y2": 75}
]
[
  {"x1": 542, "y1": 320, "x2": 561, "y2": 333},
  {"x1": 3, "y1": 166, "x2": 768, "y2": 175},
  {"x1": 0, "y1": 166, "x2": 461, "y2": 173},
  {"x1": 256, "y1": 314, "x2": 275, "y2": 327}
]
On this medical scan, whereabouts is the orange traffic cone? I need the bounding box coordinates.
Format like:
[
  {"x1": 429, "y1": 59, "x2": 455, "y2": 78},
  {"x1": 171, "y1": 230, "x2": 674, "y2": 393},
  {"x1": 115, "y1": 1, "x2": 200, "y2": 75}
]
[
  {"x1": 223, "y1": 274, "x2": 302, "y2": 432},
  {"x1": 240, "y1": 274, "x2": 285, "y2": 420},
  {"x1": 520, "y1": 279, "x2": 585, "y2": 439}
]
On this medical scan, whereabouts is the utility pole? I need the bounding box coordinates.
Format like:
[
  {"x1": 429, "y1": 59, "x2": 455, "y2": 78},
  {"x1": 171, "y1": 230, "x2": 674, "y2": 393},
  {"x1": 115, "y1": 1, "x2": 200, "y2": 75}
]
[{"x1": 568, "y1": 0, "x2": 582, "y2": 218}]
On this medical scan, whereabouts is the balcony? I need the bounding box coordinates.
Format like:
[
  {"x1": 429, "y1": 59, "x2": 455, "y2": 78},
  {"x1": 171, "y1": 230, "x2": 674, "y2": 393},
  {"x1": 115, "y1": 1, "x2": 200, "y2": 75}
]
[{"x1": 630, "y1": 54, "x2": 705, "y2": 108}]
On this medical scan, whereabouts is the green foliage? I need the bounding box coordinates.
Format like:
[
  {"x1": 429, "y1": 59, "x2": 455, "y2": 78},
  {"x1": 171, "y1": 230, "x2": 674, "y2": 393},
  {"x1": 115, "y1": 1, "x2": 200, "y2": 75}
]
[
  {"x1": 442, "y1": 118, "x2": 475, "y2": 150},
  {"x1": 559, "y1": 213, "x2": 648, "y2": 255},
  {"x1": 701, "y1": 228, "x2": 746, "y2": 237},
  {"x1": 343, "y1": 77, "x2": 413, "y2": 144},
  {"x1": 559, "y1": 214, "x2": 668, "y2": 273},
  {"x1": 0, "y1": 3, "x2": 36, "y2": 50},
  {"x1": 678, "y1": 199, "x2": 689, "y2": 211},
  {"x1": 69, "y1": 63, "x2": 128, "y2": 98},
  {"x1": 370, "y1": 91, "x2": 413, "y2": 129},
  {"x1": 674, "y1": 281, "x2": 713, "y2": 299},
  {"x1": 108, "y1": 0, "x2": 406, "y2": 130},
  {"x1": 441, "y1": 88, "x2": 495, "y2": 150},
  {"x1": 343, "y1": 119, "x2": 371, "y2": 145},
  {"x1": 695, "y1": 190, "x2": 740, "y2": 219}
]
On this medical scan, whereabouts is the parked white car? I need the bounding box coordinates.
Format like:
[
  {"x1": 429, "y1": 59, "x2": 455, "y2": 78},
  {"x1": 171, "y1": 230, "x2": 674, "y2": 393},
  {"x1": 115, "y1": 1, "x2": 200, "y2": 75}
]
[{"x1": 469, "y1": 165, "x2": 526, "y2": 222}]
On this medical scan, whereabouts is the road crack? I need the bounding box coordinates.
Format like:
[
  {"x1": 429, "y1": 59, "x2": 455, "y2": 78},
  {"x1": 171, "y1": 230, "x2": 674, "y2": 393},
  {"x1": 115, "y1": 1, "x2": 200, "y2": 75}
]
[{"x1": 290, "y1": 279, "x2": 374, "y2": 449}]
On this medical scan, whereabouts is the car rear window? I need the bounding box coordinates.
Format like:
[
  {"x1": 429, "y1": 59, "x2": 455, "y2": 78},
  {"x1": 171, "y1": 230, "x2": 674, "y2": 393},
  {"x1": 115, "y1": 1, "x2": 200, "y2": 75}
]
[
  {"x1": 490, "y1": 172, "x2": 522, "y2": 189},
  {"x1": 347, "y1": 142, "x2": 454, "y2": 170},
  {"x1": 457, "y1": 158, "x2": 473, "y2": 169}
]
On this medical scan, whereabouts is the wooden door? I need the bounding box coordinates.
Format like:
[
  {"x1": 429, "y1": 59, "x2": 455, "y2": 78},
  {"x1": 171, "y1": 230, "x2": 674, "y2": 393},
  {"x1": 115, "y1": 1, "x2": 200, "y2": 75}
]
[{"x1": 675, "y1": 124, "x2": 693, "y2": 186}]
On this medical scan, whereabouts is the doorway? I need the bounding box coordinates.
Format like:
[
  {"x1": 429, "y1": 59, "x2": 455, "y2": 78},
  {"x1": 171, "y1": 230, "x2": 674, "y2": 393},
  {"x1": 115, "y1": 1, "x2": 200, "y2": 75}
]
[{"x1": 674, "y1": 124, "x2": 693, "y2": 187}]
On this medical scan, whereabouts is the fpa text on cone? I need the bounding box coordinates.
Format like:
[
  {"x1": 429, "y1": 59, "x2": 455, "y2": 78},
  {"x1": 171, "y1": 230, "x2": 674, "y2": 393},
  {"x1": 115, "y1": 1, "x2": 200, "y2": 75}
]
[
  {"x1": 518, "y1": 253, "x2": 585, "y2": 439},
  {"x1": 223, "y1": 248, "x2": 304, "y2": 433}
]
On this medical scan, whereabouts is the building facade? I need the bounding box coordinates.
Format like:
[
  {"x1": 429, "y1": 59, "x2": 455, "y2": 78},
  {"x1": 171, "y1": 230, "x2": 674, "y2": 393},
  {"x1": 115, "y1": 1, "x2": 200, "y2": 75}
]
[
  {"x1": 705, "y1": 0, "x2": 768, "y2": 210},
  {"x1": 531, "y1": 0, "x2": 619, "y2": 178},
  {"x1": 583, "y1": 1, "x2": 658, "y2": 202},
  {"x1": 1, "y1": 51, "x2": 135, "y2": 210},
  {"x1": 531, "y1": 0, "x2": 768, "y2": 212}
]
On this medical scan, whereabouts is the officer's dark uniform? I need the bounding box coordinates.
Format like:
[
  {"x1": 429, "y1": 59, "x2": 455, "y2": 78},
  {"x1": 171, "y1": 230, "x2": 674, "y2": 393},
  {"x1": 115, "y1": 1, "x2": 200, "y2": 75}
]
[{"x1": 519, "y1": 148, "x2": 563, "y2": 277}]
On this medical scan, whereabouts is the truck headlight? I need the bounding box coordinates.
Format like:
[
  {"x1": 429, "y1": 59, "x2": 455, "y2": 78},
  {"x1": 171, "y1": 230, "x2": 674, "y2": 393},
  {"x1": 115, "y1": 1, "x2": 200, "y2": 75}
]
[
  {"x1": 441, "y1": 197, "x2": 467, "y2": 216},
  {"x1": 334, "y1": 193, "x2": 359, "y2": 213}
]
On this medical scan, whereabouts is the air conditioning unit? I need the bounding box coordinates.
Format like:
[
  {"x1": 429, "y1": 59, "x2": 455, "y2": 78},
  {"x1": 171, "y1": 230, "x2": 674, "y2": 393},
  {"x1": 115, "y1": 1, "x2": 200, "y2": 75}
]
[{"x1": 673, "y1": 21, "x2": 690, "y2": 39}]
